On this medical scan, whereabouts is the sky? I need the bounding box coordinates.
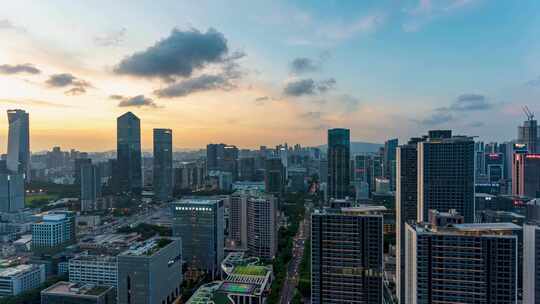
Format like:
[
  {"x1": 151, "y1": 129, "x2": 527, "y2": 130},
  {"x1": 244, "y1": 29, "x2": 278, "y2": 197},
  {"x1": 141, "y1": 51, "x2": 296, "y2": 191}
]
[{"x1": 1, "y1": 0, "x2": 540, "y2": 153}]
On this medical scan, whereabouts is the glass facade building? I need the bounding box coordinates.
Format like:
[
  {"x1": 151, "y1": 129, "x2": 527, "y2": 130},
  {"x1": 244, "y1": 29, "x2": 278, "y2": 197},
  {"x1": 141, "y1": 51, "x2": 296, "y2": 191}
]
[
  {"x1": 327, "y1": 128, "x2": 350, "y2": 199},
  {"x1": 116, "y1": 112, "x2": 142, "y2": 194},
  {"x1": 153, "y1": 128, "x2": 173, "y2": 201}
]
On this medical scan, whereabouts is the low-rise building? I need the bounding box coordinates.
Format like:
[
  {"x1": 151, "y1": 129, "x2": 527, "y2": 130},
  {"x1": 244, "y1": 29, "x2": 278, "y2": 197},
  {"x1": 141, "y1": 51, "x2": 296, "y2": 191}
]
[
  {"x1": 0, "y1": 264, "x2": 45, "y2": 297},
  {"x1": 69, "y1": 255, "x2": 117, "y2": 287},
  {"x1": 41, "y1": 281, "x2": 116, "y2": 304}
]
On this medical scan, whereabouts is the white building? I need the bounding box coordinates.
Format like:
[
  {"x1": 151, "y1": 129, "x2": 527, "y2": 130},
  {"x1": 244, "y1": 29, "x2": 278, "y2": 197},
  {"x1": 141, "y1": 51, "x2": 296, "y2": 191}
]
[
  {"x1": 31, "y1": 211, "x2": 75, "y2": 253},
  {"x1": 0, "y1": 264, "x2": 45, "y2": 297},
  {"x1": 69, "y1": 255, "x2": 118, "y2": 287}
]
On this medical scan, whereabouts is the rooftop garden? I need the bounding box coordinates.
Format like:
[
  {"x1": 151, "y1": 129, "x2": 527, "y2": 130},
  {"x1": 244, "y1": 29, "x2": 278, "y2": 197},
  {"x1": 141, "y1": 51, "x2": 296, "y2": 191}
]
[{"x1": 232, "y1": 265, "x2": 268, "y2": 276}]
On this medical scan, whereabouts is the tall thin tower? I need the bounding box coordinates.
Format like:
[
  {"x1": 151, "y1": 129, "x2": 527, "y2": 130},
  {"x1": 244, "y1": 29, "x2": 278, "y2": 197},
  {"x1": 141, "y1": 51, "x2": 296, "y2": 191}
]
[{"x1": 7, "y1": 109, "x2": 30, "y2": 180}]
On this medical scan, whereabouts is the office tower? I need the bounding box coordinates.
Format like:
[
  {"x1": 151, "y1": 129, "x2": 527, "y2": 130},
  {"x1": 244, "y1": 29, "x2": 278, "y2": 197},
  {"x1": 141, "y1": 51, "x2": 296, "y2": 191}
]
[
  {"x1": 74, "y1": 157, "x2": 92, "y2": 186},
  {"x1": 311, "y1": 206, "x2": 384, "y2": 304},
  {"x1": 319, "y1": 159, "x2": 328, "y2": 185},
  {"x1": 207, "y1": 143, "x2": 238, "y2": 179},
  {"x1": 395, "y1": 138, "x2": 420, "y2": 304},
  {"x1": 0, "y1": 264, "x2": 45, "y2": 297},
  {"x1": 475, "y1": 141, "x2": 486, "y2": 179},
  {"x1": 0, "y1": 173, "x2": 24, "y2": 213},
  {"x1": 327, "y1": 128, "x2": 350, "y2": 199},
  {"x1": 117, "y1": 237, "x2": 182, "y2": 304},
  {"x1": 206, "y1": 143, "x2": 225, "y2": 170},
  {"x1": 405, "y1": 222, "x2": 520, "y2": 304},
  {"x1": 171, "y1": 198, "x2": 224, "y2": 277},
  {"x1": 6, "y1": 109, "x2": 30, "y2": 180},
  {"x1": 418, "y1": 131, "x2": 475, "y2": 222},
  {"x1": 384, "y1": 138, "x2": 398, "y2": 189},
  {"x1": 513, "y1": 153, "x2": 540, "y2": 198},
  {"x1": 239, "y1": 157, "x2": 256, "y2": 181},
  {"x1": 524, "y1": 224, "x2": 540, "y2": 303},
  {"x1": 518, "y1": 110, "x2": 539, "y2": 153},
  {"x1": 485, "y1": 152, "x2": 504, "y2": 183},
  {"x1": 247, "y1": 195, "x2": 277, "y2": 260},
  {"x1": 116, "y1": 112, "x2": 142, "y2": 194},
  {"x1": 80, "y1": 163, "x2": 101, "y2": 211},
  {"x1": 68, "y1": 255, "x2": 117, "y2": 287},
  {"x1": 174, "y1": 160, "x2": 207, "y2": 191},
  {"x1": 264, "y1": 157, "x2": 285, "y2": 195},
  {"x1": 153, "y1": 128, "x2": 173, "y2": 201},
  {"x1": 41, "y1": 282, "x2": 116, "y2": 304},
  {"x1": 229, "y1": 191, "x2": 248, "y2": 249},
  {"x1": 527, "y1": 198, "x2": 540, "y2": 224},
  {"x1": 31, "y1": 211, "x2": 76, "y2": 254}
]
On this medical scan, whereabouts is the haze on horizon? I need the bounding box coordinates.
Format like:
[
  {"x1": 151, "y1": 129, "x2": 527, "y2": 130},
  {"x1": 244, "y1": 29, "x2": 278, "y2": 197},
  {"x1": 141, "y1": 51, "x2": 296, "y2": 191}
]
[{"x1": 1, "y1": 0, "x2": 540, "y2": 153}]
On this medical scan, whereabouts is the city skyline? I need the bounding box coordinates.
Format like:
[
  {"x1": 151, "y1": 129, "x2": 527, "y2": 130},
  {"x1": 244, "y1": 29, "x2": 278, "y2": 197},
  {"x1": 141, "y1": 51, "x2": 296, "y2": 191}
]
[{"x1": 2, "y1": 0, "x2": 540, "y2": 152}]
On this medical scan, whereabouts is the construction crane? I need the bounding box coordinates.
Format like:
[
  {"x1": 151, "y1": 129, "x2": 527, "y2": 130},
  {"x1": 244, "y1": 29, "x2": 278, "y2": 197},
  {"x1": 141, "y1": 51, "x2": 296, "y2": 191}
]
[{"x1": 523, "y1": 105, "x2": 535, "y2": 121}]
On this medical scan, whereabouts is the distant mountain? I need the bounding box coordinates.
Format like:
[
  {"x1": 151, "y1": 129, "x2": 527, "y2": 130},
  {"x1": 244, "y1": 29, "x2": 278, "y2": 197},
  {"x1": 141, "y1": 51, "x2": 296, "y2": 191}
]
[{"x1": 318, "y1": 141, "x2": 383, "y2": 154}]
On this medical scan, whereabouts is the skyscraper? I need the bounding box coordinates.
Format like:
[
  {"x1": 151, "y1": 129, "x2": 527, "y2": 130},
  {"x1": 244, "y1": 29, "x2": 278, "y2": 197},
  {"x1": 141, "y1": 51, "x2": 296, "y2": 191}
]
[
  {"x1": 7, "y1": 109, "x2": 30, "y2": 180},
  {"x1": 383, "y1": 138, "x2": 398, "y2": 189},
  {"x1": 524, "y1": 223, "x2": 540, "y2": 304},
  {"x1": 311, "y1": 206, "x2": 384, "y2": 304},
  {"x1": 518, "y1": 114, "x2": 539, "y2": 153},
  {"x1": 512, "y1": 153, "x2": 540, "y2": 198},
  {"x1": 405, "y1": 222, "x2": 520, "y2": 304},
  {"x1": 171, "y1": 198, "x2": 224, "y2": 278},
  {"x1": 80, "y1": 163, "x2": 101, "y2": 211},
  {"x1": 117, "y1": 112, "x2": 142, "y2": 194},
  {"x1": 327, "y1": 128, "x2": 350, "y2": 199},
  {"x1": 153, "y1": 128, "x2": 173, "y2": 201},
  {"x1": 264, "y1": 157, "x2": 285, "y2": 195},
  {"x1": 395, "y1": 138, "x2": 421, "y2": 304},
  {"x1": 0, "y1": 173, "x2": 24, "y2": 213},
  {"x1": 246, "y1": 194, "x2": 277, "y2": 260},
  {"x1": 417, "y1": 131, "x2": 475, "y2": 222}
]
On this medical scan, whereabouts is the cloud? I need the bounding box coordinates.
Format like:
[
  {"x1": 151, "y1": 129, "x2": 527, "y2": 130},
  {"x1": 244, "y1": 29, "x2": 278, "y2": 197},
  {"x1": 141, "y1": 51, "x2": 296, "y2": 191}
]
[
  {"x1": 0, "y1": 19, "x2": 26, "y2": 32},
  {"x1": 468, "y1": 121, "x2": 484, "y2": 128},
  {"x1": 417, "y1": 112, "x2": 454, "y2": 126},
  {"x1": 114, "y1": 28, "x2": 230, "y2": 80},
  {"x1": 448, "y1": 94, "x2": 492, "y2": 111},
  {"x1": 0, "y1": 98, "x2": 72, "y2": 108},
  {"x1": 337, "y1": 94, "x2": 360, "y2": 111},
  {"x1": 318, "y1": 13, "x2": 385, "y2": 41},
  {"x1": 403, "y1": 0, "x2": 478, "y2": 32},
  {"x1": 526, "y1": 76, "x2": 540, "y2": 87},
  {"x1": 298, "y1": 111, "x2": 323, "y2": 120},
  {"x1": 283, "y1": 78, "x2": 336, "y2": 96},
  {"x1": 154, "y1": 74, "x2": 234, "y2": 98},
  {"x1": 112, "y1": 95, "x2": 158, "y2": 108},
  {"x1": 290, "y1": 57, "x2": 319, "y2": 74},
  {"x1": 45, "y1": 73, "x2": 92, "y2": 95},
  {"x1": 0, "y1": 63, "x2": 40, "y2": 75},
  {"x1": 94, "y1": 28, "x2": 127, "y2": 47}
]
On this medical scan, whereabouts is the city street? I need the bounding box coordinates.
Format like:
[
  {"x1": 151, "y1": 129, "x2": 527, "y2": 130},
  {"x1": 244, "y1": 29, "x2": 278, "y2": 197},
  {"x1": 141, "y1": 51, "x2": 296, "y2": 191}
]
[{"x1": 280, "y1": 217, "x2": 308, "y2": 304}]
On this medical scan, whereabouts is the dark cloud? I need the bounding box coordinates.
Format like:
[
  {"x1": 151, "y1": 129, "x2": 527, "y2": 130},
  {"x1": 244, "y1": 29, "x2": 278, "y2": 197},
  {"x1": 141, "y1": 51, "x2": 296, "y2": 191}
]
[
  {"x1": 290, "y1": 57, "x2": 318, "y2": 74},
  {"x1": 46, "y1": 73, "x2": 91, "y2": 88},
  {"x1": 114, "y1": 28, "x2": 230, "y2": 80},
  {"x1": 317, "y1": 78, "x2": 336, "y2": 93},
  {"x1": 255, "y1": 96, "x2": 270, "y2": 102},
  {"x1": 45, "y1": 73, "x2": 92, "y2": 95},
  {"x1": 94, "y1": 28, "x2": 127, "y2": 47},
  {"x1": 114, "y1": 95, "x2": 158, "y2": 108},
  {"x1": 284, "y1": 79, "x2": 316, "y2": 96},
  {"x1": 283, "y1": 78, "x2": 336, "y2": 96},
  {"x1": 0, "y1": 63, "x2": 40, "y2": 75},
  {"x1": 65, "y1": 87, "x2": 86, "y2": 96},
  {"x1": 154, "y1": 74, "x2": 234, "y2": 98},
  {"x1": 448, "y1": 94, "x2": 492, "y2": 111},
  {"x1": 337, "y1": 94, "x2": 360, "y2": 111}
]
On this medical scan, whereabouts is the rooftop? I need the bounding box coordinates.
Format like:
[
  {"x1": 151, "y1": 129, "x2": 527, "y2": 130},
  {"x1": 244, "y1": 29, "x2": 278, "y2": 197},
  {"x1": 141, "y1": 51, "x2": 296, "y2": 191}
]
[
  {"x1": 42, "y1": 282, "x2": 112, "y2": 297},
  {"x1": 121, "y1": 238, "x2": 173, "y2": 256},
  {"x1": 232, "y1": 265, "x2": 268, "y2": 276},
  {"x1": 0, "y1": 264, "x2": 38, "y2": 278},
  {"x1": 173, "y1": 198, "x2": 221, "y2": 206}
]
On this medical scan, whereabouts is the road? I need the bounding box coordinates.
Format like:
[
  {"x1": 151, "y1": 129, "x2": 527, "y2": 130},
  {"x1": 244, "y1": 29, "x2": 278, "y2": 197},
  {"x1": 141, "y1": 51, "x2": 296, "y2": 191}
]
[{"x1": 280, "y1": 217, "x2": 307, "y2": 304}]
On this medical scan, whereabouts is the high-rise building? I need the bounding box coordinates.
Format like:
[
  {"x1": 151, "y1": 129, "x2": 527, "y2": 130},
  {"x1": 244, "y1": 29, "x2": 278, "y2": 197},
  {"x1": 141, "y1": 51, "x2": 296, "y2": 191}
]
[
  {"x1": 524, "y1": 223, "x2": 540, "y2": 304},
  {"x1": 239, "y1": 157, "x2": 256, "y2": 181},
  {"x1": 327, "y1": 128, "x2": 350, "y2": 200},
  {"x1": 247, "y1": 194, "x2": 277, "y2": 260},
  {"x1": 417, "y1": 131, "x2": 475, "y2": 222},
  {"x1": 31, "y1": 211, "x2": 76, "y2": 254},
  {"x1": 518, "y1": 114, "x2": 539, "y2": 153},
  {"x1": 6, "y1": 109, "x2": 30, "y2": 180},
  {"x1": 116, "y1": 112, "x2": 142, "y2": 194},
  {"x1": 117, "y1": 238, "x2": 183, "y2": 304},
  {"x1": 171, "y1": 198, "x2": 224, "y2": 277},
  {"x1": 80, "y1": 163, "x2": 101, "y2": 211},
  {"x1": 311, "y1": 206, "x2": 384, "y2": 304},
  {"x1": 485, "y1": 152, "x2": 504, "y2": 183},
  {"x1": 264, "y1": 157, "x2": 285, "y2": 195},
  {"x1": 153, "y1": 128, "x2": 173, "y2": 201},
  {"x1": 229, "y1": 191, "x2": 248, "y2": 249},
  {"x1": 74, "y1": 157, "x2": 92, "y2": 186},
  {"x1": 395, "y1": 138, "x2": 421, "y2": 304},
  {"x1": 0, "y1": 173, "x2": 24, "y2": 213},
  {"x1": 383, "y1": 138, "x2": 398, "y2": 189},
  {"x1": 405, "y1": 222, "x2": 520, "y2": 304},
  {"x1": 512, "y1": 153, "x2": 540, "y2": 198},
  {"x1": 206, "y1": 143, "x2": 238, "y2": 179},
  {"x1": 0, "y1": 264, "x2": 45, "y2": 297}
]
